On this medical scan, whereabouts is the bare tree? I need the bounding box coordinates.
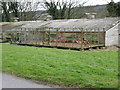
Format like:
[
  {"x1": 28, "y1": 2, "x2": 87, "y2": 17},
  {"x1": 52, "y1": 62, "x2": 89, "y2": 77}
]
[
  {"x1": 0, "y1": 1, "x2": 11, "y2": 22},
  {"x1": 43, "y1": 0, "x2": 88, "y2": 19},
  {"x1": 18, "y1": 1, "x2": 41, "y2": 21}
]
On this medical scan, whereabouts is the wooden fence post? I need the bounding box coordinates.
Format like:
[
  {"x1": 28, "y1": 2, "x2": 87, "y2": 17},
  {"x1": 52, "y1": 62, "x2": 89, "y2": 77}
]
[
  {"x1": 103, "y1": 28, "x2": 106, "y2": 46},
  {"x1": 56, "y1": 28, "x2": 59, "y2": 47},
  {"x1": 20, "y1": 28, "x2": 23, "y2": 43},
  {"x1": 97, "y1": 28, "x2": 100, "y2": 45},
  {"x1": 64, "y1": 28, "x2": 66, "y2": 47},
  {"x1": 80, "y1": 28, "x2": 83, "y2": 50},
  {"x1": 72, "y1": 28, "x2": 74, "y2": 48},
  {"x1": 28, "y1": 28, "x2": 30, "y2": 44},
  {"x1": 22, "y1": 28, "x2": 24, "y2": 43},
  {"x1": 35, "y1": 29, "x2": 37, "y2": 45},
  {"x1": 25, "y1": 28, "x2": 27, "y2": 43},
  {"x1": 93, "y1": 29, "x2": 95, "y2": 45},
  {"x1": 48, "y1": 28, "x2": 50, "y2": 46},
  {"x1": 42, "y1": 28, "x2": 45, "y2": 45}
]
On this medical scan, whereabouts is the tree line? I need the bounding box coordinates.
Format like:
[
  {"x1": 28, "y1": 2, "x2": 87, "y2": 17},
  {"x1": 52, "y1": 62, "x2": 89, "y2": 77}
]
[
  {"x1": 0, "y1": 0, "x2": 120, "y2": 22},
  {"x1": 107, "y1": 1, "x2": 120, "y2": 17},
  {"x1": 0, "y1": 0, "x2": 87, "y2": 21},
  {"x1": 0, "y1": 1, "x2": 40, "y2": 22}
]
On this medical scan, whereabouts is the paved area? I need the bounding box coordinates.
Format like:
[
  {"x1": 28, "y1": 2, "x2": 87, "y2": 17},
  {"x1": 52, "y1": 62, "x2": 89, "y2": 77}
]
[{"x1": 1, "y1": 73, "x2": 51, "y2": 88}]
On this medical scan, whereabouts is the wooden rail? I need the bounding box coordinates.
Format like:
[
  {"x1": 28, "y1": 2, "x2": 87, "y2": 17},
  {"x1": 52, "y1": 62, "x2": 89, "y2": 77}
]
[{"x1": 5, "y1": 27, "x2": 106, "y2": 50}]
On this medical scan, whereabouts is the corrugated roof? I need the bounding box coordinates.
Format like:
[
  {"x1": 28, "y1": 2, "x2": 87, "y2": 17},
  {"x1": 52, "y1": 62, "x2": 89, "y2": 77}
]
[{"x1": 0, "y1": 17, "x2": 119, "y2": 32}]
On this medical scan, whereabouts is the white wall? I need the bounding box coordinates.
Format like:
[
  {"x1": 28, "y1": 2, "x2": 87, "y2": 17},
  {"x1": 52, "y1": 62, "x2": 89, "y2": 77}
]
[{"x1": 105, "y1": 23, "x2": 119, "y2": 46}]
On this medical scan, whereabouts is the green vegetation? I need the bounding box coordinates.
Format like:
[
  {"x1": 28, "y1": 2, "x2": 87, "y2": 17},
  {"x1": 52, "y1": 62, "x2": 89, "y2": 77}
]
[
  {"x1": 1, "y1": 1, "x2": 119, "y2": 22},
  {"x1": 44, "y1": 0, "x2": 77, "y2": 19},
  {"x1": 0, "y1": 1, "x2": 40, "y2": 22},
  {"x1": 2, "y1": 44, "x2": 118, "y2": 88},
  {"x1": 107, "y1": 2, "x2": 120, "y2": 17},
  {"x1": 1, "y1": 2, "x2": 19, "y2": 22}
]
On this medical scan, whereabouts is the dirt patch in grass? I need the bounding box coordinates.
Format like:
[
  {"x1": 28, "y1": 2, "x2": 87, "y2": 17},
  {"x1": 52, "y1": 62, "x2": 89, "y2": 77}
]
[{"x1": 84, "y1": 46, "x2": 119, "y2": 52}]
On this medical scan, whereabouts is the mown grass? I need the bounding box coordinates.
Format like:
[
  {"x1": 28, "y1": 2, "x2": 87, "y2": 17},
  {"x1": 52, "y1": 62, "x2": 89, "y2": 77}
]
[{"x1": 2, "y1": 44, "x2": 118, "y2": 88}]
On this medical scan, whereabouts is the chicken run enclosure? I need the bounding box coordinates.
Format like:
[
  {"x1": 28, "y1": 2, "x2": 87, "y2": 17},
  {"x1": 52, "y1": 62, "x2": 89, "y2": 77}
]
[{"x1": 5, "y1": 28, "x2": 105, "y2": 50}]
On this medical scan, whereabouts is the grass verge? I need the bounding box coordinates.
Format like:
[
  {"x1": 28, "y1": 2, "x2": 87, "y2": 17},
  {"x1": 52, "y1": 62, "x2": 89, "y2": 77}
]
[{"x1": 2, "y1": 44, "x2": 118, "y2": 88}]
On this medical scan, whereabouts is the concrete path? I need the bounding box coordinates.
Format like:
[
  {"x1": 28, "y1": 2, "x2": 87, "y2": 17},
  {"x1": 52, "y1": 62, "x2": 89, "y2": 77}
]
[{"x1": 1, "y1": 73, "x2": 51, "y2": 88}]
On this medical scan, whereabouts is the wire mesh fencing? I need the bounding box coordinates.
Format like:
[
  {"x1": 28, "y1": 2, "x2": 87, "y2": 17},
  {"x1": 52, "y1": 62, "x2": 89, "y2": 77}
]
[{"x1": 5, "y1": 27, "x2": 106, "y2": 49}]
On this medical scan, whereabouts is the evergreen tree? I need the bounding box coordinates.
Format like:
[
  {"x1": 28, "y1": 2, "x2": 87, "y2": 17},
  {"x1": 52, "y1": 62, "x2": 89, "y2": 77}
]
[{"x1": 107, "y1": 1, "x2": 120, "y2": 17}]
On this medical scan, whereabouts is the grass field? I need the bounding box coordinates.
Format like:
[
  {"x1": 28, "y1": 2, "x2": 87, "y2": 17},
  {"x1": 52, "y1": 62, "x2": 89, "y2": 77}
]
[{"x1": 2, "y1": 44, "x2": 118, "y2": 88}]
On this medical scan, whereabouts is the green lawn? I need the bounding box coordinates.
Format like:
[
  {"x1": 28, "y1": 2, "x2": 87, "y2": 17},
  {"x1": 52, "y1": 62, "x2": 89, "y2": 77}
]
[{"x1": 2, "y1": 44, "x2": 118, "y2": 88}]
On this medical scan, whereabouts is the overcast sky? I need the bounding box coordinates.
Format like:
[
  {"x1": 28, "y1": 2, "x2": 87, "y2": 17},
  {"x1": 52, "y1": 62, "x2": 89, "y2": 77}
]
[
  {"x1": 15, "y1": 0, "x2": 119, "y2": 10},
  {"x1": 35, "y1": 0, "x2": 119, "y2": 10},
  {"x1": 83, "y1": 0, "x2": 119, "y2": 6},
  {"x1": 30, "y1": 0, "x2": 119, "y2": 6}
]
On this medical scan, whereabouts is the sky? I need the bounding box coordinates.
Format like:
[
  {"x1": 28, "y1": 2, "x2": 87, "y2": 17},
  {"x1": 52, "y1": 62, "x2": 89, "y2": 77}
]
[
  {"x1": 35, "y1": 0, "x2": 120, "y2": 10},
  {"x1": 83, "y1": 0, "x2": 119, "y2": 6},
  {"x1": 31, "y1": 0, "x2": 120, "y2": 6},
  {"x1": 11, "y1": 0, "x2": 120, "y2": 10}
]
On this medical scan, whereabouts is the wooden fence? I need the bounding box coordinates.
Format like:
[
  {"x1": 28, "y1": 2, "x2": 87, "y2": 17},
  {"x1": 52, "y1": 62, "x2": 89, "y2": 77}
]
[{"x1": 5, "y1": 27, "x2": 106, "y2": 50}]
